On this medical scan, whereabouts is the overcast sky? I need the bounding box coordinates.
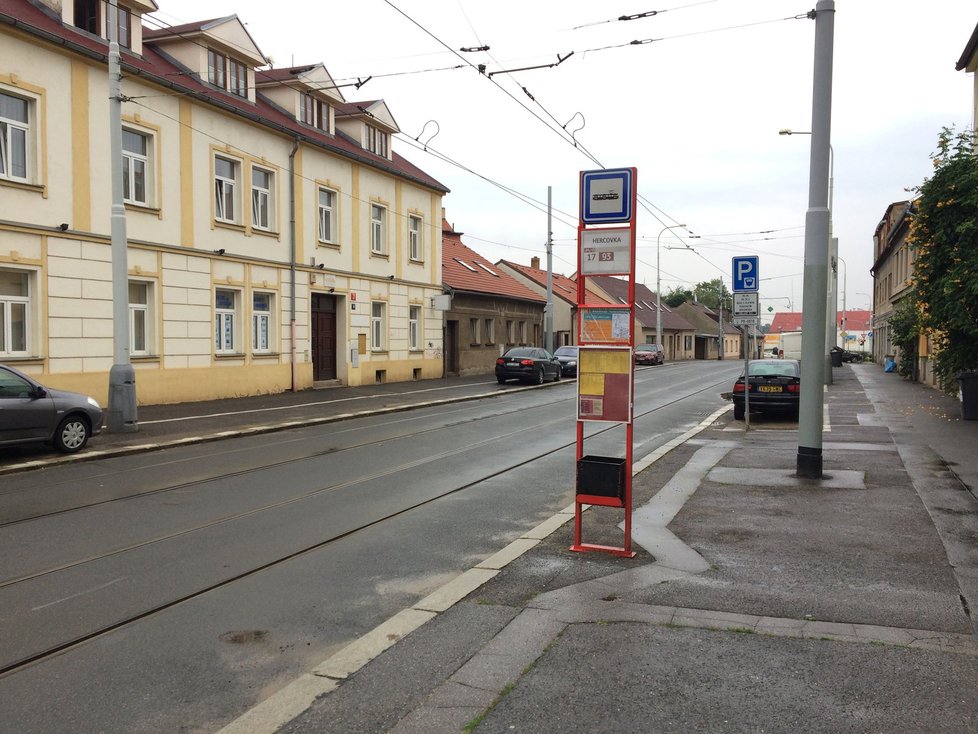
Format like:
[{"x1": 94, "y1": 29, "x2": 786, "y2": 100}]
[{"x1": 149, "y1": 0, "x2": 976, "y2": 321}]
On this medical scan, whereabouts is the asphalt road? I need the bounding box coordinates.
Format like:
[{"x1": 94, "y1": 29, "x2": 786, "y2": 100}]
[{"x1": 0, "y1": 361, "x2": 741, "y2": 733}]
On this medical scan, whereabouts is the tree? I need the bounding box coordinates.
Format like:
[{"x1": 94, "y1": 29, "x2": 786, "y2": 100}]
[
  {"x1": 693, "y1": 279, "x2": 731, "y2": 310},
  {"x1": 888, "y1": 297, "x2": 920, "y2": 379},
  {"x1": 664, "y1": 286, "x2": 693, "y2": 308},
  {"x1": 909, "y1": 127, "x2": 978, "y2": 389}
]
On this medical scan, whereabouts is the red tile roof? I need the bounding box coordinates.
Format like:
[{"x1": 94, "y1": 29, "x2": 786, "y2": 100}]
[
  {"x1": 0, "y1": 0, "x2": 447, "y2": 193},
  {"x1": 586, "y1": 276, "x2": 696, "y2": 331},
  {"x1": 497, "y1": 260, "x2": 579, "y2": 305},
  {"x1": 840, "y1": 309, "x2": 872, "y2": 332},
  {"x1": 442, "y1": 222, "x2": 545, "y2": 303},
  {"x1": 770, "y1": 312, "x2": 804, "y2": 333}
]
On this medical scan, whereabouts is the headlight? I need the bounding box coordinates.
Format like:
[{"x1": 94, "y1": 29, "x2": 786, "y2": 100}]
[
  {"x1": 87, "y1": 397, "x2": 101, "y2": 409},
  {"x1": 568, "y1": 361, "x2": 576, "y2": 366}
]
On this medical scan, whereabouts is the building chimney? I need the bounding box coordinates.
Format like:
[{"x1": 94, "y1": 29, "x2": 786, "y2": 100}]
[{"x1": 531, "y1": 256, "x2": 540, "y2": 269}]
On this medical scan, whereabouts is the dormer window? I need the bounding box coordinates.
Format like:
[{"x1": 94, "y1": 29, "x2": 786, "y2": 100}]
[
  {"x1": 300, "y1": 93, "x2": 327, "y2": 131},
  {"x1": 366, "y1": 125, "x2": 389, "y2": 157},
  {"x1": 207, "y1": 48, "x2": 249, "y2": 98},
  {"x1": 73, "y1": 0, "x2": 132, "y2": 49}
]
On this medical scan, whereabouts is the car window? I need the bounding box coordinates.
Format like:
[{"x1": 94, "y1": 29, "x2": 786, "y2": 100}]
[
  {"x1": 505, "y1": 348, "x2": 534, "y2": 358},
  {"x1": 748, "y1": 361, "x2": 799, "y2": 377},
  {"x1": 0, "y1": 370, "x2": 34, "y2": 398},
  {"x1": 554, "y1": 347, "x2": 577, "y2": 357}
]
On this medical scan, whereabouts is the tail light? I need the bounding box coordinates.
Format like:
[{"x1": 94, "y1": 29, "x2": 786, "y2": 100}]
[
  {"x1": 787, "y1": 383, "x2": 800, "y2": 393},
  {"x1": 519, "y1": 359, "x2": 534, "y2": 366},
  {"x1": 733, "y1": 382, "x2": 745, "y2": 393},
  {"x1": 496, "y1": 358, "x2": 505, "y2": 365}
]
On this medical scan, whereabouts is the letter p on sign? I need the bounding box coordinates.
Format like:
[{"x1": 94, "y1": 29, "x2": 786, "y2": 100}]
[{"x1": 732, "y1": 256, "x2": 759, "y2": 292}]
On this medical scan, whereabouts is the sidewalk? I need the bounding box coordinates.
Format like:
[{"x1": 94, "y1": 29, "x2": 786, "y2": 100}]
[{"x1": 218, "y1": 364, "x2": 978, "y2": 733}]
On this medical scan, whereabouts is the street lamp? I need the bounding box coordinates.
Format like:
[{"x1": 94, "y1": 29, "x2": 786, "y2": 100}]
[
  {"x1": 781, "y1": 128, "x2": 836, "y2": 385},
  {"x1": 656, "y1": 223, "x2": 686, "y2": 350},
  {"x1": 836, "y1": 255, "x2": 847, "y2": 343}
]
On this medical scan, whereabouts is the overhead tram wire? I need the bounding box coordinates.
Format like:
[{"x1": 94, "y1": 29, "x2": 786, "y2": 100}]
[{"x1": 571, "y1": 0, "x2": 723, "y2": 29}]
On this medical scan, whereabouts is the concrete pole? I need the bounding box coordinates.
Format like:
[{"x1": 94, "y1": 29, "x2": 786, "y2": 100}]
[
  {"x1": 106, "y1": 0, "x2": 138, "y2": 432},
  {"x1": 797, "y1": 0, "x2": 834, "y2": 479},
  {"x1": 545, "y1": 186, "x2": 554, "y2": 352}
]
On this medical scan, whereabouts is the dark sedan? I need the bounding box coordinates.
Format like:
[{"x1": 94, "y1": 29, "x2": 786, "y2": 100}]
[
  {"x1": 0, "y1": 364, "x2": 104, "y2": 452},
  {"x1": 553, "y1": 346, "x2": 579, "y2": 377},
  {"x1": 495, "y1": 347, "x2": 562, "y2": 384},
  {"x1": 732, "y1": 359, "x2": 801, "y2": 421}
]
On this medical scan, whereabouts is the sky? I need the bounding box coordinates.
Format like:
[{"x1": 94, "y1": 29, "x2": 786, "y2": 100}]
[{"x1": 147, "y1": 0, "x2": 976, "y2": 322}]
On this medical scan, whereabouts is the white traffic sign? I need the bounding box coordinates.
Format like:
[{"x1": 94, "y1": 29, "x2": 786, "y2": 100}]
[
  {"x1": 580, "y1": 168, "x2": 634, "y2": 224},
  {"x1": 733, "y1": 292, "x2": 759, "y2": 317},
  {"x1": 580, "y1": 228, "x2": 632, "y2": 275},
  {"x1": 733, "y1": 316, "x2": 759, "y2": 326}
]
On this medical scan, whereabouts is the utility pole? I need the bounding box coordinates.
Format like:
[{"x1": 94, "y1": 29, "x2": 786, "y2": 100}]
[
  {"x1": 797, "y1": 0, "x2": 834, "y2": 479},
  {"x1": 106, "y1": 0, "x2": 138, "y2": 433},
  {"x1": 545, "y1": 186, "x2": 554, "y2": 352}
]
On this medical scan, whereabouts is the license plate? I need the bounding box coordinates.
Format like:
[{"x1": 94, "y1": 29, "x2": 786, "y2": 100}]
[{"x1": 758, "y1": 385, "x2": 782, "y2": 393}]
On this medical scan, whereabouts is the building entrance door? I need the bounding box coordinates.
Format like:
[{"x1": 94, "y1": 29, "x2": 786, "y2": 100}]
[{"x1": 312, "y1": 293, "x2": 337, "y2": 380}]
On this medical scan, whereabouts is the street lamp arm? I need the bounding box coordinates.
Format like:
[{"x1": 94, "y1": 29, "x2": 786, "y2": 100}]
[{"x1": 656, "y1": 223, "x2": 687, "y2": 351}]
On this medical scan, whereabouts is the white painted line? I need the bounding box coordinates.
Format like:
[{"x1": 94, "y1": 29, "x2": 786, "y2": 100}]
[
  {"x1": 477, "y1": 538, "x2": 541, "y2": 570},
  {"x1": 32, "y1": 576, "x2": 127, "y2": 611},
  {"x1": 413, "y1": 568, "x2": 499, "y2": 613},
  {"x1": 215, "y1": 674, "x2": 338, "y2": 734}
]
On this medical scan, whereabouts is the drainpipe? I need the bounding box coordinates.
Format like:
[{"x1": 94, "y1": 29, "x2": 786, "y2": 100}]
[{"x1": 289, "y1": 137, "x2": 299, "y2": 391}]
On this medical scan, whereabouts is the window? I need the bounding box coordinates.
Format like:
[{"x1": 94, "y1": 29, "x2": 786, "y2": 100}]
[
  {"x1": 470, "y1": 317, "x2": 480, "y2": 344},
  {"x1": 214, "y1": 156, "x2": 238, "y2": 223},
  {"x1": 0, "y1": 91, "x2": 30, "y2": 183},
  {"x1": 409, "y1": 305, "x2": 420, "y2": 350},
  {"x1": 0, "y1": 269, "x2": 29, "y2": 356},
  {"x1": 317, "y1": 187, "x2": 336, "y2": 243},
  {"x1": 215, "y1": 289, "x2": 239, "y2": 353},
  {"x1": 128, "y1": 281, "x2": 150, "y2": 355},
  {"x1": 370, "y1": 204, "x2": 386, "y2": 254},
  {"x1": 74, "y1": 0, "x2": 98, "y2": 34},
  {"x1": 484, "y1": 318, "x2": 494, "y2": 345},
  {"x1": 116, "y1": 6, "x2": 131, "y2": 49},
  {"x1": 253, "y1": 292, "x2": 273, "y2": 352},
  {"x1": 301, "y1": 93, "x2": 327, "y2": 130},
  {"x1": 408, "y1": 215, "x2": 422, "y2": 261},
  {"x1": 229, "y1": 59, "x2": 248, "y2": 97},
  {"x1": 366, "y1": 125, "x2": 389, "y2": 157},
  {"x1": 506, "y1": 320, "x2": 514, "y2": 344},
  {"x1": 371, "y1": 302, "x2": 386, "y2": 351},
  {"x1": 207, "y1": 49, "x2": 226, "y2": 89},
  {"x1": 122, "y1": 129, "x2": 148, "y2": 205},
  {"x1": 251, "y1": 167, "x2": 272, "y2": 230},
  {"x1": 519, "y1": 321, "x2": 527, "y2": 344}
]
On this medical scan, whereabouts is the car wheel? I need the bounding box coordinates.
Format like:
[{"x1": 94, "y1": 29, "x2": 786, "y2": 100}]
[
  {"x1": 497, "y1": 377, "x2": 506, "y2": 384},
  {"x1": 733, "y1": 403, "x2": 745, "y2": 421},
  {"x1": 535, "y1": 367, "x2": 545, "y2": 385},
  {"x1": 554, "y1": 369, "x2": 561, "y2": 382},
  {"x1": 54, "y1": 414, "x2": 91, "y2": 453}
]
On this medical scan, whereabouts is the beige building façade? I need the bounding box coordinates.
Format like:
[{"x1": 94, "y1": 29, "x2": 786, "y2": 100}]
[{"x1": 0, "y1": 0, "x2": 448, "y2": 405}]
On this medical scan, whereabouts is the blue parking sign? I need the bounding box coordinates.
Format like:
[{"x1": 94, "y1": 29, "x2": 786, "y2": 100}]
[{"x1": 732, "y1": 256, "x2": 759, "y2": 292}]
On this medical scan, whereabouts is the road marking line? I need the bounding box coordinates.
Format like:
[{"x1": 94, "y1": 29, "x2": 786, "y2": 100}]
[{"x1": 32, "y1": 577, "x2": 127, "y2": 611}]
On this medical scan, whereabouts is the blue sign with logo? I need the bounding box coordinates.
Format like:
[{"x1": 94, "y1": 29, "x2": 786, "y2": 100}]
[
  {"x1": 732, "y1": 256, "x2": 759, "y2": 292},
  {"x1": 581, "y1": 168, "x2": 634, "y2": 224}
]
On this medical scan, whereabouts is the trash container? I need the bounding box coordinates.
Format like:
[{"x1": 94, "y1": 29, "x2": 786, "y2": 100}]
[
  {"x1": 960, "y1": 371, "x2": 978, "y2": 421},
  {"x1": 577, "y1": 455, "x2": 626, "y2": 500},
  {"x1": 831, "y1": 349, "x2": 843, "y2": 368}
]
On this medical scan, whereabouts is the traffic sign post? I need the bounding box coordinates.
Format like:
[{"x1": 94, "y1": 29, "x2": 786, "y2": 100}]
[
  {"x1": 732, "y1": 256, "x2": 759, "y2": 292},
  {"x1": 732, "y1": 258, "x2": 760, "y2": 430}
]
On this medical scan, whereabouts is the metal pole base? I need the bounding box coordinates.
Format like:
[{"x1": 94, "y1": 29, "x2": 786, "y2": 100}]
[
  {"x1": 796, "y1": 446, "x2": 823, "y2": 479},
  {"x1": 107, "y1": 363, "x2": 138, "y2": 433}
]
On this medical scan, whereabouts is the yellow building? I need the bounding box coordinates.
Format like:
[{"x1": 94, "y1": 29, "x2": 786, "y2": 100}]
[{"x1": 0, "y1": 0, "x2": 448, "y2": 404}]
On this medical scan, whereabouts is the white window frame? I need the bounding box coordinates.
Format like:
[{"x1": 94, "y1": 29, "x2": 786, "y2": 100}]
[
  {"x1": 317, "y1": 187, "x2": 337, "y2": 243},
  {"x1": 214, "y1": 155, "x2": 239, "y2": 223},
  {"x1": 229, "y1": 58, "x2": 248, "y2": 98},
  {"x1": 484, "y1": 318, "x2": 495, "y2": 345},
  {"x1": 519, "y1": 321, "x2": 527, "y2": 344},
  {"x1": 0, "y1": 90, "x2": 31, "y2": 184},
  {"x1": 408, "y1": 215, "x2": 422, "y2": 261},
  {"x1": 409, "y1": 305, "x2": 421, "y2": 350},
  {"x1": 127, "y1": 280, "x2": 153, "y2": 356},
  {"x1": 122, "y1": 128, "x2": 150, "y2": 206},
  {"x1": 366, "y1": 125, "x2": 389, "y2": 157},
  {"x1": 470, "y1": 317, "x2": 480, "y2": 344},
  {"x1": 370, "y1": 204, "x2": 387, "y2": 254},
  {"x1": 0, "y1": 268, "x2": 31, "y2": 357},
  {"x1": 251, "y1": 166, "x2": 273, "y2": 230},
  {"x1": 215, "y1": 288, "x2": 240, "y2": 354},
  {"x1": 252, "y1": 291, "x2": 274, "y2": 353},
  {"x1": 371, "y1": 301, "x2": 386, "y2": 351},
  {"x1": 208, "y1": 49, "x2": 226, "y2": 89}
]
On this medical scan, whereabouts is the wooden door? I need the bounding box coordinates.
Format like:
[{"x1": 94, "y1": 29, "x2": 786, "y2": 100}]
[{"x1": 312, "y1": 293, "x2": 337, "y2": 380}]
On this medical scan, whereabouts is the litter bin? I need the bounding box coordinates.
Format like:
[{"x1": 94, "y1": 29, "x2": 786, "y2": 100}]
[
  {"x1": 960, "y1": 371, "x2": 978, "y2": 421},
  {"x1": 577, "y1": 455, "x2": 626, "y2": 500},
  {"x1": 830, "y1": 349, "x2": 843, "y2": 368}
]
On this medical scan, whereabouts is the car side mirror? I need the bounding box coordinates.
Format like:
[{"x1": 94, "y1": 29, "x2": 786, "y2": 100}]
[{"x1": 32, "y1": 386, "x2": 47, "y2": 399}]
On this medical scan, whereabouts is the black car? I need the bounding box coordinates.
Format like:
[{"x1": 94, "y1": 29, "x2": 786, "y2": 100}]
[
  {"x1": 0, "y1": 364, "x2": 104, "y2": 452},
  {"x1": 831, "y1": 345, "x2": 864, "y2": 363},
  {"x1": 732, "y1": 359, "x2": 801, "y2": 420},
  {"x1": 495, "y1": 347, "x2": 562, "y2": 384},
  {"x1": 553, "y1": 346, "x2": 579, "y2": 377},
  {"x1": 634, "y1": 344, "x2": 663, "y2": 366}
]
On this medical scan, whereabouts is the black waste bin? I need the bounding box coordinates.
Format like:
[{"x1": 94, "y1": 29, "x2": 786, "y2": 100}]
[
  {"x1": 830, "y1": 349, "x2": 843, "y2": 368},
  {"x1": 960, "y1": 371, "x2": 978, "y2": 421}
]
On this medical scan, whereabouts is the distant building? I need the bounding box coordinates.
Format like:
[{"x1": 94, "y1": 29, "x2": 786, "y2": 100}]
[
  {"x1": 496, "y1": 258, "x2": 579, "y2": 348},
  {"x1": 441, "y1": 217, "x2": 546, "y2": 376},
  {"x1": 674, "y1": 302, "x2": 741, "y2": 360},
  {"x1": 955, "y1": 20, "x2": 978, "y2": 130},
  {"x1": 871, "y1": 201, "x2": 919, "y2": 375}
]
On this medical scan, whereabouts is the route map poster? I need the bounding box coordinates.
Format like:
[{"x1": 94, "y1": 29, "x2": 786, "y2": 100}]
[{"x1": 579, "y1": 307, "x2": 631, "y2": 344}]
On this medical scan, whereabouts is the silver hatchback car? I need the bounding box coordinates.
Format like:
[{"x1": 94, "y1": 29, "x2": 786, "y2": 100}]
[{"x1": 0, "y1": 364, "x2": 104, "y2": 453}]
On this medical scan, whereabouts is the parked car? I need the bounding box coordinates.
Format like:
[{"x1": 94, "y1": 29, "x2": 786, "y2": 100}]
[
  {"x1": 731, "y1": 359, "x2": 801, "y2": 421},
  {"x1": 634, "y1": 344, "x2": 664, "y2": 366},
  {"x1": 553, "y1": 346, "x2": 579, "y2": 377},
  {"x1": 831, "y1": 345, "x2": 864, "y2": 363},
  {"x1": 495, "y1": 347, "x2": 562, "y2": 384},
  {"x1": 0, "y1": 364, "x2": 103, "y2": 453}
]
